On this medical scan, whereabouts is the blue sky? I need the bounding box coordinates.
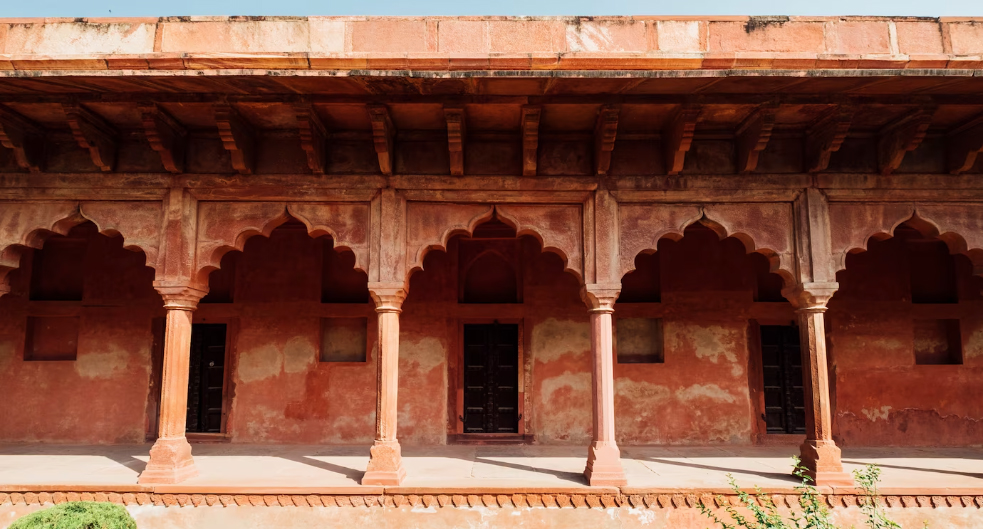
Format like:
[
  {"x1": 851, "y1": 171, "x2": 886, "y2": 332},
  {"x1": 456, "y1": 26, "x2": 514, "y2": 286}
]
[{"x1": 2, "y1": 0, "x2": 981, "y2": 17}]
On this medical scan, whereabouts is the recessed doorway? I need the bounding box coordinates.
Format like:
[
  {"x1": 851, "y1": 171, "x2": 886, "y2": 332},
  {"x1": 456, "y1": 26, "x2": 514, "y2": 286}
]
[
  {"x1": 461, "y1": 323, "x2": 520, "y2": 434},
  {"x1": 186, "y1": 323, "x2": 228, "y2": 434}
]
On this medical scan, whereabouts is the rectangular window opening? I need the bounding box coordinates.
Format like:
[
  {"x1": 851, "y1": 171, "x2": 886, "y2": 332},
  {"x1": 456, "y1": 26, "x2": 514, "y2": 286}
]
[
  {"x1": 616, "y1": 318, "x2": 664, "y2": 364},
  {"x1": 24, "y1": 316, "x2": 79, "y2": 361},
  {"x1": 913, "y1": 319, "x2": 962, "y2": 365},
  {"x1": 320, "y1": 317, "x2": 368, "y2": 362}
]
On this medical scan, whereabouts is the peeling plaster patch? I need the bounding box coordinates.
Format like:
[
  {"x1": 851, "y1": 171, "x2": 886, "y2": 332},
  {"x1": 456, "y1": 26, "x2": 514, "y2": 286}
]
[
  {"x1": 531, "y1": 318, "x2": 590, "y2": 363},
  {"x1": 963, "y1": 327, "x2": 983, "y2": 359},
  {"x1": 676, "y1": 383, "x2": 737, "y2": 404},
  {"x1": 615, "y1": 379, "x2": 671, "y2": 403},
  {"x1": 238, "y1": 343, "x2": 282, "y2": 382},
  {"x1": 399, "y1": 336, "x2": 446, "y2": 372},
  {"x1": 668, "y1": 323, "x2": 740, "y2": 364},
  {"x1": 283, "y1": 336, "x2": 315, "y2": 374},
  {"x1": 862, "y1": 406, "x2": 892, "y2": 422},
  {"x1": 244, "y1": 404, "x2": 300, "y2": 441},
  {"x1": 538, "y1": 371, "x2": 591, "y2": 443},
  {"x1": 75, "y1": 346, "x2": 128, "y2": 379}
]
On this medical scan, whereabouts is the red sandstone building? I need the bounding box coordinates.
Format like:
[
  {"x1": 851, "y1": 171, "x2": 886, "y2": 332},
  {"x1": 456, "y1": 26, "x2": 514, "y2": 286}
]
[{"x1": 1, "y1": 15, "x2": 983, "y2": 527}]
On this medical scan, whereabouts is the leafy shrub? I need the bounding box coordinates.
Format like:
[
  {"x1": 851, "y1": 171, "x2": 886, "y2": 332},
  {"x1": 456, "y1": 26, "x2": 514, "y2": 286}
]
[
  {"x1": 8, "y1": 501, "x2": 137, "y2": 529},
  {"x1": 699, "y1": 458, "x2": 908, "y2": 529}
]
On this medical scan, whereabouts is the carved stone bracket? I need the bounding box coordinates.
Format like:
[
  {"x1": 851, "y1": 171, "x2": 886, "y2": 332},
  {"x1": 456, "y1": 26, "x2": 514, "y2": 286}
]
[
  {"x1": 664, "y1": 105, "x2": 701, "y2": 176},
  {"x1": 806, "y1": 109, "x2": 853, "y2": 173},
  {"x1": 295, "y1": 104, "x2": 328, "y2": 175},
  {"x1": 63, "y1": 103, "x2": 117, "y2": 172},
  {"x1": 0, "y1": 104, "x2": 43, "y2": 173},
  {"x1": 368, "y1": 282, "x2": 407, "y2": 313},
  {"x1": 947, "y1": 113, "x2": 983, "y2": 175},
  {"x1": 214, "y1": 103, "x2": 256, "y2": 175},
  {"x1": 783, "y1": 281, "x2": 839, "y2": 312},
  {"x1": 878, "y1": 110, "x2": 933, "y2": 175},
  {"x1": 581, "y1": 283, "x2": 621, "y2": 313},
  {"x1": 594, "y1": 105, "x2": 620, "y2": 176},
  {"x1": 520, "y1": 105, "x2": 541, "y2": 176},
  {"x1": 368, "y1": 104, "x2": 395, "y2": 175},
  {"x1": 140, "y1": 103, "x2": 187, "y2": 174},
  {"x1": 736, "y1": 105, "x2": 778, "y2": 174},
  {"x1": 444, "y1": 105, "x2": 466, "y2": 176}
]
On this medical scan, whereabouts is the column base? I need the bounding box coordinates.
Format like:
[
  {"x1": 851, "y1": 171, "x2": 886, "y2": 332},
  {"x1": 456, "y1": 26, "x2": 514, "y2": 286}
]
[
  {"x1": 139, "y1": 437, "x2": 198, "y2": 485},
  {"x1": 584, "y1": 442, "x2": 627, "y2": 487},
  {"x1": 799, "y1": 439, "x2": 853, "y2": 487},
  {"x1": 362, "y1": 440, "x2": 407, "y2": 486}
]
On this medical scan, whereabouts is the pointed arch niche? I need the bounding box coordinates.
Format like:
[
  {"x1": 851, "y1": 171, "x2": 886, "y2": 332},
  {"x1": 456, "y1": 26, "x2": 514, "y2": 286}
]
[{"x1": 827, "y1": 203, "x2": 983, "y2": 447}]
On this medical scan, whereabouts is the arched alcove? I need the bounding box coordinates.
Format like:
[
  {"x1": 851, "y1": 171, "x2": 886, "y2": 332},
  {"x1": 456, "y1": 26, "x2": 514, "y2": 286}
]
[{"x1": 461, "y1": 251, "x2": 519, "y2": 304}]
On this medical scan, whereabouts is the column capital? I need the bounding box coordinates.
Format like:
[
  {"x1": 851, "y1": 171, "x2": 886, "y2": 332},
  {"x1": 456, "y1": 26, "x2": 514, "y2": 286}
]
[
  {"x1": 581, "y1": 283, "x2": 621, "y2": 313},
  {"x1": 368, "y1": 282, "x2": 407, "y2": 313},
  {"x1": 153, "y1": 280, "x2": 208, "y2": 311},
  {"x1": 783, "y1": 281, "x2": 838, "y2": 312}
]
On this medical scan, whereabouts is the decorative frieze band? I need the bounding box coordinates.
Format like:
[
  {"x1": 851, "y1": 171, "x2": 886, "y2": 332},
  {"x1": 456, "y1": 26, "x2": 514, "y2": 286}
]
[{"x1": 1, "y1": 491, "x2": 980, "y2": 510}]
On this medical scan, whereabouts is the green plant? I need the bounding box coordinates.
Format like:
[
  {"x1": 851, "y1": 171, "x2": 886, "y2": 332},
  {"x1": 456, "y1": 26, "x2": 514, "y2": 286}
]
[
  {"x1": 8, "y1": 501, "x2": 136, "y2": 529},
  {"x1": 699, "y1": 458, "x2": 911, "y2": 529}
]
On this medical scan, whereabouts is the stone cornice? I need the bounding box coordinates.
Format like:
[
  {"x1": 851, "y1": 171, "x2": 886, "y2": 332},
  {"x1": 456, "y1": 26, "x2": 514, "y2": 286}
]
[{"x1": 0, "y1": 16, "x2": 981, "y2": 72}]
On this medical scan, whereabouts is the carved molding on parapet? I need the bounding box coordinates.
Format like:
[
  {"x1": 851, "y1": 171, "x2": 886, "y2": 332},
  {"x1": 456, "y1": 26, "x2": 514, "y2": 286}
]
[
  {"x1": 368, "y1": 282, "x2": 407, "y2": 313},
  {"x1": 0, "y1": 490, "x2": 978, "y2": 509},
  {"x1": 581, "y1": 283, "x2": 621, "y2": 313},
  {"x1": 154, "y1": 281, "x2": 208, "y2": 311},
  {"x1": 783, "y1": 281, "x2": 839, "y2": 312}
]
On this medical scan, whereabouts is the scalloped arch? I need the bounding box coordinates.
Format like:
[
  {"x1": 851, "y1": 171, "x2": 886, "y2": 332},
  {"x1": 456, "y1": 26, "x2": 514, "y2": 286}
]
[
  {"x1": 830, "y1": 203, "x2": 983, "y2": 277},
  {"x1": 619, "y1": 203, "x2": 796, "y2": 288},
  {"x1": 404, "y1": 203, "x2": 584, "y2": 286},
  {"x1": 0, "y1": 201, "x2": 161, "y2": 295},
  {"x1": 194, "y1": 202, "x2": 371, "y2": 287}
]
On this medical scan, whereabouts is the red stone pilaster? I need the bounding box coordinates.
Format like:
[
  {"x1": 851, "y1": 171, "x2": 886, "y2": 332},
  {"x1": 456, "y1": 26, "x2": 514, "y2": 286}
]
[
  {"x1": 785, "y1": 282, "x2": 853, "y2": 487},
  {"x1": 362, "y1": 283, "x2": 407, "y2": 486},
  {"x1": 581, "y1": 284, "x2": 627, "y2": 487},
  {"x1": 139, "y1": 283, "x2": 207, "y2": 485}
]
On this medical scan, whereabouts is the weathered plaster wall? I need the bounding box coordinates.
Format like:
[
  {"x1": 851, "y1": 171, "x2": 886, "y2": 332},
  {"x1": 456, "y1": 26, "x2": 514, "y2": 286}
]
[
  {"x1": 828, "y1": 231, "x2": 983, "y2": 447},
  {"x1": 0, "y1": 225, "x2": 160, "y2": 443}
]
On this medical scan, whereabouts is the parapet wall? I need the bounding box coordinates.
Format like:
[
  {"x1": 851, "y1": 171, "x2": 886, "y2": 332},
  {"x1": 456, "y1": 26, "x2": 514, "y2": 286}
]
[{"x1": 0, "y1": 16, "x2": 981, "y2": 71}]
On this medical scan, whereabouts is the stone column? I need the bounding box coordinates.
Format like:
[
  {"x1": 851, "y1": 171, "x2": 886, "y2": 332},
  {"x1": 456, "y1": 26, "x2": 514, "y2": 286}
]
[
  {"x1": 362, "y1": 283, "x2": 408, "y2": 486},
  {"x1": 786, "y1": 282, "x2": 852, "y2": 486},
  {"x1": 139, "y1": 284, "x2": 207, "y2": 485},
  {"x1": 581, "y1": 284, "x2": 627, "y2": 486}
]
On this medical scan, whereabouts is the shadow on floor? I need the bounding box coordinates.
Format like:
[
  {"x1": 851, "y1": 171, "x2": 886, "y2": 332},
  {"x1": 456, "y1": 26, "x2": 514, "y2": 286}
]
[
  {"x1": 644, "y1": 457, "x2": 800, "y2": 485},
  {"x1": 842, "y1": 460, "x2": 983, "y2": 480}
]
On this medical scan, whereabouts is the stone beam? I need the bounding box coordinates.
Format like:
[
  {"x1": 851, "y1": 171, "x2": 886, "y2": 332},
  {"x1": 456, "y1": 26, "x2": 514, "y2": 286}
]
[
  {"x1": 735, "y1": 105, "x2": 778, "y2": 174},
  {"x1": 444, "y1": 105, "x2": 466, "y2": 176},
  {"x1": 214, "y1": 103, "x2": 256, "y2": 175},
  {"x1": 877, "y1": 110, "x2": 933, "y2": 175},
  {"x1": 368, "y1": 104, "x2": 395, "y2": 176},
  {"x1": 296, "y1": 104, "x2": 328, "y2": 175},
  {"x1": 663, "y1": 105, "x2": 701, "y2": 176},
  {"x1": 63, "y1": 103, "x2": 117, "y2": 172},
  {"x1": 947, "y1": 113, "x2": 983, "y2": 175},
  {"x1": 806, "y1": 108, "x2": 853, "y2": 173},
  {"x1": 140, "y1": 103, "x2": 187, "y2": 174},
  {"x1": 520, "y1": 105, "x2": 541, "y2": 176},
  {"x1": 0, "y1": 104, "x2": 43, "y2": 173},
  {"x1": 594, "y1": 105, "x2": 620, "y2": 176}
]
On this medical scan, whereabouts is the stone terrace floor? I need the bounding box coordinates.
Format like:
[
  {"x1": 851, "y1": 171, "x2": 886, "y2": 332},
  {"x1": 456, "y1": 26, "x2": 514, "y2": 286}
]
[{"x1": 0, "y1": 445, "x2": 981, "y2": 494}]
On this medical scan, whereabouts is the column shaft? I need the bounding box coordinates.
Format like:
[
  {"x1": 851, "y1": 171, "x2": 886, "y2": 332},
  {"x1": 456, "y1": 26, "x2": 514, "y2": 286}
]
[
  {"x1": 139, "y1": 306, "x2": 198, "y2": 484},
  {"x1": 362, "y1": 285, "x2": 407, "y2": 485},
  {"x1": 582, "y1": 285, "x2": 627, "y2": 487}
]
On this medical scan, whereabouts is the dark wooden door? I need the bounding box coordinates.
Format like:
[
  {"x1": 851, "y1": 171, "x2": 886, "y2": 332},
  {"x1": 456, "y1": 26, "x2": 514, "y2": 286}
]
[
  {"x1": 760, "y1": 325, "x2": 806, "y2": 434},
  {"x1": 462, "y1": 323, "x2": 519, "y2": 434},
  {"x1": 186, "y1": 324, "x2": 227, "y2": 433}
]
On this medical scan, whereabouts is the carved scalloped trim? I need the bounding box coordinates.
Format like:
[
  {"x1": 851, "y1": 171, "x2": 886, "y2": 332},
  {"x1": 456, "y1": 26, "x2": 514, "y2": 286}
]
[
  {"x1": 0, "y1": 201, "x2": 157, "y2": 294},
  {"x1": 495, "y1": 205, "x2": 583, "y2": 283},
  {"x1": 832, "y1": 205, "x2": 983, "y2": 277},
  {"x1": 0, "y1": 491, "x2": 978, "y2": 509},
  {"x1": 620, "y1": 207, "x2": 796, "y2": 288},
  {"x1": 405, "y1": 204, "x2": 495, "y2": 283}
]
